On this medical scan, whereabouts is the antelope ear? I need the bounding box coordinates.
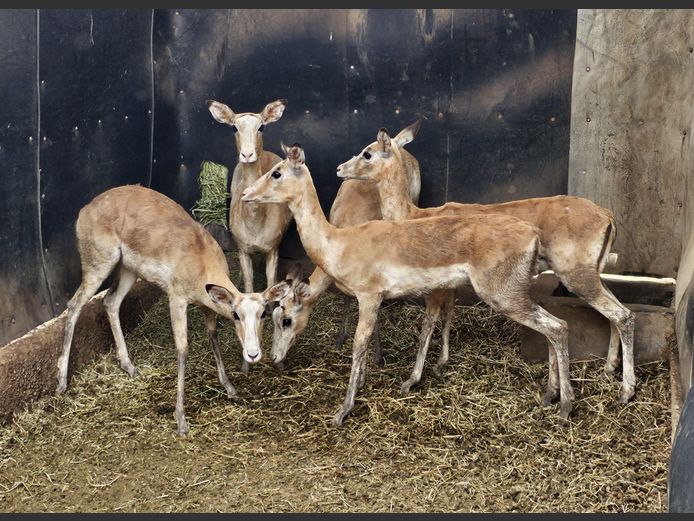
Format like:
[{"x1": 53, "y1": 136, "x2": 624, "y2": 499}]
[
  {"x1": 393, "y1": 120, "x2": 421, "y2": 148},
  {"x1": 377, "y1": 127, "x2": 392, "y2": 153},
  {"x1": 206, "y1": 284, "x2": 235, "y2": 305},
  {"x1": 206, "y1": 100, "x2": 236, "y2": 124},
  {"x1": 295, "y1": 279, "x2": 312, "y2": 301},
  {"x1": 264, "y1": 281, "x2": 291, "y2": 302},
  {"x1": 261, "y1": 99, "x2": 287, "y2": 124},
  {"x1": 286, "y1": 142, "x2": 305, "y2": 167}
]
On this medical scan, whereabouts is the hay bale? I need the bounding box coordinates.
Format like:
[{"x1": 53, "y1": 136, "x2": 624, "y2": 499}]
[{"x1": 191, "y1": 161, "x2": 229, "y2": 228}]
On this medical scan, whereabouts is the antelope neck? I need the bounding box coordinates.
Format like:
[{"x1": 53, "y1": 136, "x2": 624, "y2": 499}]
[{"x1": 376, "y1": 166, "x2": 418, "y2": 220}]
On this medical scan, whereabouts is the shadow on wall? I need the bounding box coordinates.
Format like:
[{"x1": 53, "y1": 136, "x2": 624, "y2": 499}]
[{"x1": 0, "y1": 8, "x2": 576, "y2": 346}]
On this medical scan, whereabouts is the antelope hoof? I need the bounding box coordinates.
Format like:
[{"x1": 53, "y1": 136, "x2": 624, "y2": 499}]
[
  {"x1": 123, "y1": 364, "x2": 139, "y2": 379},
  {"x1": 273, "y1": 361, "x2": 285, "y2": 372},
  {"x1": 332, "y1": 409, "x2": 349, "y2": 427},
  {"x1": 240, "y1": 361, "x2": 250, "y2": 375},
  {"x1": 600, "y1": 367, "x2": 616, "y2": 381},
  {"x1": 433, "y1": 363, "x2": 447, "y2": 378},
  {"x1": 55, "y1": 379, "x2": 67, "y2": 395},
  {"x1": 542, "y1": 388, "x2": 559, "y2": 406},
  {"x1": 619, "y1": 384, "x2": 635, "y2": 404},
  {"x1": 400, "y1": 379, "x2": 416, "y2": 396},
  {"x1": 373, "y1": 352, "x2": 385, "y2": 368},
  {"x1": 224, "y1": 383, "x2": 238, "y2": 399},
  {"x1": 557, "y1": 401, "x2": 573, "y2": 428},
  {"x1": 334, "y1": 335, "x2": 347, "y2": 350},
  {"x1": 175, "y1": 413, "x2": 189, "y2": 437}
]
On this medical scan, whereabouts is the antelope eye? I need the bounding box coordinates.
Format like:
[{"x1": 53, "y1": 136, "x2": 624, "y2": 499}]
[
  {"x1": 363, "y1": 151, "x2": 372, "y2": 160},
  {"x1": 230, "y1": 125, "x2": 238, "y2": 134},
  {"x1": 271, "y1": 170, "x2": 281, "y2": 179},
  {"x1": 258, "y1": 124, "x2": 265, "y2": 132},
  {"x1": 233, "y1": 311, "x2": 239, "y2": 320},
  {"x1": 282, "y1": 318, "x2": 293, "y2": 328}
]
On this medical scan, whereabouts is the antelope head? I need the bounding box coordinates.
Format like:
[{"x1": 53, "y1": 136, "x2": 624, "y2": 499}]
[
  {"x1": 206, "y1": 98, "x2": 287, "y2": 164},
  {"x1": 270, "y1": 264, "x2": 314, "y2": 367},
  {"x1": 205, "y1": 282, "x2": 291, "y2": 364},
  {"x1": 240, "y1": 142, "x2": 308, "y2": 205},
  {"x1": 336, "y1": 120, "x2": 421, "y2": 182}
]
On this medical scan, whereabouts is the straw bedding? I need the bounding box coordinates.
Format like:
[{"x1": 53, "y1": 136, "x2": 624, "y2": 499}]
[{"x1": 0, "y1": 263, "x2": 671, "y2": 512}]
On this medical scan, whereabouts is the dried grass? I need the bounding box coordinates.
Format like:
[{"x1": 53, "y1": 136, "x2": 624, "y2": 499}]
[
  {"x1": 0, "y1": 264, "x2": 671, "y2": 512},
  {"x1": 191, "y1": 161, "x2": 229, "y2": 228}
]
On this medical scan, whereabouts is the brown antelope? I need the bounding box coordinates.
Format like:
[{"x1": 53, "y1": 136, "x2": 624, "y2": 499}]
[
  {"x1": 271, "y1": 122, "x2": 422, "y2": 368},
  {"x1": 206, "y1": 98, "x2": 292, "y2": 294},
  {"x1": 337, "y1": 128, "x2": 636, "y2": 405},
  {"x1": 56, "y1": 185, "x2": 290, "y2": 436},
  {"x1": 242, "y1": 144, "x2": 574, "y2": 427}
]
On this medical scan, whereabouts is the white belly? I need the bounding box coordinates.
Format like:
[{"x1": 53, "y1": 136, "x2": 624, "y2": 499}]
[
  {"x1": 380, "y1": 263, "x2": 471, "y2": 299},
  {"x1": 120, "y1": 245, "x2": 173, "y2": 289}
]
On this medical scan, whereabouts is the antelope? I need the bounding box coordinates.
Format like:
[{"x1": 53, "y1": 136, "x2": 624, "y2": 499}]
[
  {"x1": 242, "y1": 144, "x2": 574, "y2": 427},
  {"x1": 271, "y1": 122, "x2": 422, "y2": 368},
  {"x1": 56, "y1": 185, "x2": 290, "y2": 436},
  {"x1": 337, "y1": 128, "x2": 636, "y2": 405},
  {"x1": 206, "y1": 98, "x2": 292, "y2": 294}
]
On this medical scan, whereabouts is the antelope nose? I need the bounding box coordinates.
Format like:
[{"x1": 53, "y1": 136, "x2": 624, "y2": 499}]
[{"x1": 248, "y1": 351, "x2": 259, "y2": 360}]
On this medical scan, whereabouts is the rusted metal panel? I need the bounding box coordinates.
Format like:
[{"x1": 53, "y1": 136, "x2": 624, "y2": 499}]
[{"x1": 568, "y1": 9, "x2": 694, "y2": 277}]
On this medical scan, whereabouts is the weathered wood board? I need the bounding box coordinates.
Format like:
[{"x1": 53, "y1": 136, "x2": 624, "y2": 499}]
[{"x1": 568, "y1": 9, "x2": 694, "y2": 278}]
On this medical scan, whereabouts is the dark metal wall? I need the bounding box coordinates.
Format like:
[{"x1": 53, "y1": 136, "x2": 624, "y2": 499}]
[
  {"x1": 0, "y1": 10, "x2": 52, "y2": 344},
  {"x1": 153, "y1": 8, "x2": 576, "y2": 258},
  {"x1": 39, "y1": 10, "x2": 153, "y2": 315},
  {"x1": 0, "y1": 9, "x2": 576, "y2": 345},
  {"x1": 0, "y1": 9, "x2": 153, "y2": 345}
]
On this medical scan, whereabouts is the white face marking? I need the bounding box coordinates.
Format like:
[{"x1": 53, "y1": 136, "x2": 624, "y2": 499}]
[
  {"x1": 234, "y1": 296, "x2": 265, "y2": 363},
  {"x1": 235, "y1": 114, "x2": 263, "y2": 163}
]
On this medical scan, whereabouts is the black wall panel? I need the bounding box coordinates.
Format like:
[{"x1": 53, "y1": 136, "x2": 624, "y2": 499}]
[
  {"x1": 38, "y1": 9, "x2": 153, "y2": 312},
  {"x1": 151, "y1": 9, "x2": 352, "y2": 257},
  {"x1": 345, "y1": 9, "x2": 453, "y2": 208},
  {"x1": 446, "y1": 9, "x2": 576, "y2": 204},
  {"x1": 0, "y1": 10, "x2": 53, "y2": 345},
  {"x1": 1, "y1": 8, "x2": 576, "y2": 345},
  {"x1": 151, "y1": 9, "x2": 576, "y2": 261},
  {"x1": 670, "y1": 385, "x2": 694, "y2": 512}
]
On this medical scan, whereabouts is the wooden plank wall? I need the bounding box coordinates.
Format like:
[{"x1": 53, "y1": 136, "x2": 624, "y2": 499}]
[{"x1": 568, "y1": 9, "x2": 694, "y2": 278}]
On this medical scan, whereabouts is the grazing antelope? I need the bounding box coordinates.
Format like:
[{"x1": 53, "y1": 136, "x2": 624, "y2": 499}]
[
  {"x1": 337, "y1": 127, "x2": 636, "y2": 405},
  {"x1": 272, "y1": 122, "x2": 422, "y2": 367},
  {"x1": 206, "y1": 98, "x2": 292, "y2": 293},
  {"x1": 242, "y1": 144, "x2": 573, "y2": 427},
  {"x1": 56, "y1": 185, "x2": 290, "y2": 436}
]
